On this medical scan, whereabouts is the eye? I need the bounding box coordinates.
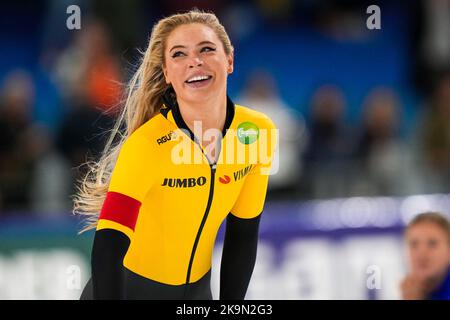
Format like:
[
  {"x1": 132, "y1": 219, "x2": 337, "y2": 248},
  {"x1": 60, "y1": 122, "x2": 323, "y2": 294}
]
[
  {"x1": 409, "y1": 239, "x2": 418, "y2": 249},
  {"x1": 172, "y1": 51, "x2": 186, "y2": 58},
  {"x1": 428, "y1": 239, "x2": 438, "y2": 248},
  {"x1": 201, "y1": 46, "x2": 216, "y2": 53}
]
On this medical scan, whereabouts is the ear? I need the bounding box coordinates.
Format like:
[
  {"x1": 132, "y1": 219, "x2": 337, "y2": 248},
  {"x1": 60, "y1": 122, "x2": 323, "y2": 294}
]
[{"x1": 227, "y1": 52, "x2": 234, "y2": 74}]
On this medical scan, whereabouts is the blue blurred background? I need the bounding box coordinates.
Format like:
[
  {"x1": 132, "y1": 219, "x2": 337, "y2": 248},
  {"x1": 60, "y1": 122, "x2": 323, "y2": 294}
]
[{"x1": 1, "y1": 0, "x2": 450, "y2": 299}]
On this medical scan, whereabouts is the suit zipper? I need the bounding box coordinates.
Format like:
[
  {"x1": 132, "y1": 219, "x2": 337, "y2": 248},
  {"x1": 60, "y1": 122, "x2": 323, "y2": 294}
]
[{"x1": 184, "y1": 160, "x2": 216, "y2": 298}]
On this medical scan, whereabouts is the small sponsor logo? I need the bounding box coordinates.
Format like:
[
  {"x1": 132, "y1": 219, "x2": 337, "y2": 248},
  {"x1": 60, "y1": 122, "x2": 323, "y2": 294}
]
[
  {"x1": 218, "y1": 165, "x2": 253, "y2": 185},
  {"x1": 157, "y1": 131, "x2": 176, "y2": 145},
  {"x1": 237, "y1": 122, "x2": 259, "y2": 144},
  {"x1": 219, "y1": 175, "x2": 231, "y2": 184},
  {"x1": 161, "y1": 176, "x2": 207, "y2": 188},
  {"x1": 233, "y1": 164, "x2": 253, "y2": 181}
]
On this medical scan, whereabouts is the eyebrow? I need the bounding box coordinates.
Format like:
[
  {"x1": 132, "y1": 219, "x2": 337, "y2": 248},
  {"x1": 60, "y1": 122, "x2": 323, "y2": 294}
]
[{"x1": 169, "y1": 41, "x2": 217, "y2": 52}]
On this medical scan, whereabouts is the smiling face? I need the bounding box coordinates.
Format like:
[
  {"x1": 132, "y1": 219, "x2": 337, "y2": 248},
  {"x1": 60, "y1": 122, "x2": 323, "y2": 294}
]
[
  {"x1": 163, "y1": 23, "x2": 233, "y2": 104},
  {"x1": 406, "y1": 221, "x2": 450, "y2": 280}
]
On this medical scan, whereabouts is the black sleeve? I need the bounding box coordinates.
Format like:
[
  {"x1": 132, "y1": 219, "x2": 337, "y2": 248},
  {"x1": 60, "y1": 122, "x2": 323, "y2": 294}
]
[
  {"x1": 219, "y1": 213, "x2": 261, "y2": 300},
  {"x1": 91, "y1": 228, "x2": 130, "y2": 299}
]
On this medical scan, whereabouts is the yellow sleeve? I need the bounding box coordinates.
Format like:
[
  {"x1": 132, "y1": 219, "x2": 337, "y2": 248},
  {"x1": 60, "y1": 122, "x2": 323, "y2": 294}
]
[
  {"x1": 97, "y1": 133, "x2": 157, "y2": 236},
  {"x1": 231, "y1": 117, "x2": 278, "y2": 219},
  {"x1": 108, "y1": 133, "x2": 157, "y2": 202}
]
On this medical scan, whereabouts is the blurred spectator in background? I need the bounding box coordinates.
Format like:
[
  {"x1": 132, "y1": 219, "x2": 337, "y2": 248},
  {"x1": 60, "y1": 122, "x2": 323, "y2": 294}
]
[
  {"x1": 165, "y1": 0, "x2": 223, "y2": 16},
  {"x1": 82, "y1": 20, "x2": 123, "y2": 113},
  {"x1": 401, "y1": 212, "x2": 450, "y2": 300},
  {"x1": 53, "y1": 18, "x2": 123, "y2": 114},
  {"x1": 239, "y1": 70, "x2": 304, "y2": 198},
  {"x1": 313, "y1": 0, "x2": 370, "y2": 41},
  {"x1": 0, "y1": 71, "x2": 41, "y2": 213},
  {"x1": 255, "y1": 0, "x2": 293, "y2": 25},
  {"x1": 414, "y1": 0, "x2": 450, "y2": 93},
  {"x1": 53, "y1": 18, "x2": 119, "y2": 199},
  {"x1": 302, "y1": 84, "x2": 351, "y2": 199},
  {"x1": 28, "y1": 123, "x2": 72, "y2": 215},
  {"x1": 55, "y1": 75, "x2": 114, "y2": 199},
  {"x1": 419, "y1": 74, "x2": 450, "y2": 193},
  {"x1": 352, "y1": 88, "x2": 404, "y2": 196}
]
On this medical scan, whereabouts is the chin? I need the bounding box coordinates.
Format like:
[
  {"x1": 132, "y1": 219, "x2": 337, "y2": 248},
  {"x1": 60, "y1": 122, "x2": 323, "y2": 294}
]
[
  {"x1": 414, "y1": 268, "x2": 437, "y2": 280},
  {"x1": 184, "y1": 90, "x2": 216, "y2": 102}
]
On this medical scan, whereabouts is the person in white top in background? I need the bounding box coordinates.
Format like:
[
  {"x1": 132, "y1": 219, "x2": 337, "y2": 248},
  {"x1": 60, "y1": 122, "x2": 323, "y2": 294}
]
[{"x1": 239, "y1": 70, "x2": 305, "y2": 197}]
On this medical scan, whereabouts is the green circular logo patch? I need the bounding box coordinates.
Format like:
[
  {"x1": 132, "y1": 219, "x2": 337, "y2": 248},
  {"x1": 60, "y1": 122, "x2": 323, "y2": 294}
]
[{"x1": 237, "y1": 122, "x2": 259, "y2": 144}]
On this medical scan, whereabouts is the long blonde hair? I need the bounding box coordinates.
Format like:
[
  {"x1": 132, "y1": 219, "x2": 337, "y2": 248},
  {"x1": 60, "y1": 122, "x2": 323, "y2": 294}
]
[{"x1": 73, "y1": 9, "x2": 234, "y2": 233}]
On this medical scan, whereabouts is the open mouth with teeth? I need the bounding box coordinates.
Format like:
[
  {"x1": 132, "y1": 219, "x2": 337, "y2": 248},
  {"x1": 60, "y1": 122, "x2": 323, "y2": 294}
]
[{"x1": 185, "y1": 75, "x2": 213, "y2": 87}]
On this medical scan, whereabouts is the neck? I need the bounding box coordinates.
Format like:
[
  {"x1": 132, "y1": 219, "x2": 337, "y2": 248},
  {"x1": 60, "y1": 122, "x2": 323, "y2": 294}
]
[
  {"x1": 428, "y1": 269, "x2": 449, "y2": 290},
  {"x1": 177, "y1": 92, "x2": 227, "y2": 135}
]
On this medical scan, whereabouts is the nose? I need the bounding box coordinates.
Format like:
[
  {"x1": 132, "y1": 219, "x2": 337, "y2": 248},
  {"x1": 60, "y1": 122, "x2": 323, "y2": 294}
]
[{"x1": 188, "y1": 56, "x2": 203, "y2": 68}]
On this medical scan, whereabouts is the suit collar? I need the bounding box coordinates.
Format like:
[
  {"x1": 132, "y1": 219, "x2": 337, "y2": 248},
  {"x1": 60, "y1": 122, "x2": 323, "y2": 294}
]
[{"x1": 160, "y1": 87, "x2": 236, "y2": 142}]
